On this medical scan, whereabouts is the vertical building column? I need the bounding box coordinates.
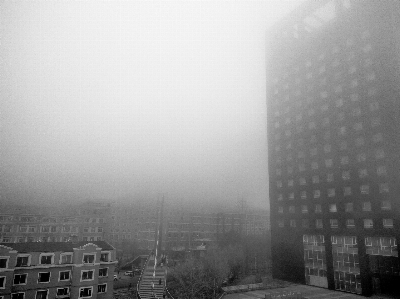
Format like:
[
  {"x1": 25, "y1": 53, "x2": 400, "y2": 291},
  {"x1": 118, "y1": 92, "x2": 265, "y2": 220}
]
[
  {"x1": 324, "y1": 233, "x2": 335, "y2": 290},
  {"x1": 357, "y1": 235, "x2": 372, "y2": 296}
]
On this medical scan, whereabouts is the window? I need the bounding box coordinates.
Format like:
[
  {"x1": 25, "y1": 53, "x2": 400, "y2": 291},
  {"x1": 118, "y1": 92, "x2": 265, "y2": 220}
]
[
  {"x1": 81, "y1": 270, "x2": 94, "y2": 281},
  {"x1": 40, "y1": 254, "x2": 54, "y2": 265},
  {"x1": 310, "y1": 148, "x2": 317, "y2": 156},
  {"x1": 324, "y1": 144, "x2": 331, "y2": 153},
  {"x1": 325, "y1": 159, "x2": 333, "y2": 168},
  {"x1": 11, "y1": 293, "x2": 25, "y2": 299},
  {"x1": 277, "y1": 194, "x2": 283, "y2": 201},
  {"x1": 381, "y1": 200, "x2": 391, "y2": 211},
  {"x1": 353, "y1": 122, "x2": 363, "y2": 131},
  {"x1": 355, "y1": 137, "x2": 365, "y2": 147},
  {"x1": 329, "y1": 204, "x2": 337, "y2": 213},
  {"x1": 298, "y1": 164, "x2": 305, "y2": 172},
  {"x1": 369, "y1": 101, "x2": 379, "y2": 111},
  {"x1": 277, "y1": 181, "x2": 282, "y2": 188},
  {"x1": 322, "y1": 117, "x2": 330, "y2": 126},
  {"x1": 290, "y1": 220, "x2": 296, "y2": 228},
  {"x1": 312, "y1": 175, "x2": 319, "y2": 184},
  {"x1": 0, "y1": 257, "x2": 9, "y2": 269},
  {"x1": 59, "y1": 271, "x2": 70, "y2": 281},
  {"x1": 60, "y1": 254, "x2": 72, "y2": 264},
  {"x1": 359, "y1": 169, "x2": 368, "y2": 178},
  {"x1": 379, "y1": 183, "x2": 389, "y2": 193},
  {"x1": 13, "y1": 274, "x2": 27, "y2": 285},
  {"x1": 300, "y1": 191, "x2": 307, "y2": 199},
  {"x1": 360, "y1": 185, "x2": 369, "y2": 194},
  {"x1": 345, "y1": 203, "x2": 353, "y2": 212},
  {"x1": 364, "y1": 219, "x2": 373, "y2": 229},
  {"x1": 302, "y1": 219, "x2": 309, "y2": 228},
  {"x1": 16, "y1": 255, "x2": 30, "y2": 267},
  {"x1": 357, "y1": 153, "x2": 366, "y2": 163},
  {"x1": 289, "y1": 206, "x2": 295, "y2": 213},
  {"x1": 35, "y1": 290, "x2": 48, "y2": 299},
  {"x1": 99, "y1": 268, "x2": 108, "y2": 277},
  {"x1": 315, "y1": 205, "x2": 322, "y2": 213},
  {"x1": 344, "y1": 187, "x2": 352, "y2": 196},
  {"x1": 57, "y1": 288, "x2": 69, "y2": 296},
  {"x1": 327, "y1": 173, "x2": 334, "y2": 182},
  {"x1": 371, "y1": 117, "x2": 380, "y2": 127},
  {"x1": 372, "y1": 133, "x2": 383, "y2": 143},
  {"x1": 375, "y1": 149, "x2": 385, "y2": 159},
  {"x1": 362, "y1": 202, "x2": 372, "y2": 212},
  {"x1": 328, "y1": 188, "x2": 335, "y2": 197},
  {"x1": 377, "y1": 166, "x2": 387, "y2": 176},
  {"x1": 83, "y1": 254, "x2": 95, "y2": 264},
  {"x1": 288, "y1": 192, "x2": 294, "y2": 200},
  {"x1": 79, "y1": 287, "x2": 93, "y2": 298},
  {"x1": 301, "y1": 205, "x2": 308, "y2": 213},
  {"x1": 278, "y1": 206, "x2": 283, "y2": 214},
  {"x1": 311, "y1": 161, "x2": 318, "y2": 170},
  {"x1": 340, "y1": 156, "x2": 349, "y2": 165},
  {"x1": 278, "y1": 220, "x2": 284, "y2": 228},
  {"x1": 0, "y1": 276, "x2": 5, "y2": 289},
  {"x1": 38, "y1": 272, "x2": 50, "y2": 283},
  {"x1": 314, "y1": 190, "x2": 320, "y2": 199},
  {"x1": 98, "y1": 284, "x2": 107, "y2": 293},
  {"x1": 330, "y1": 219, "x2": 338, "y2": 228},
  {"x1": 316, "y1": 219, "x2": 323, "y2": 229},
  {"x1": 383, "y1": 219, "x2": 394, "y2": 228},
  {"x1": 342, "y1": 171, "x2": 350, "y2": 180},
  {"x1": 346, "y1": 219, "x2": 355, "y2": 228}
]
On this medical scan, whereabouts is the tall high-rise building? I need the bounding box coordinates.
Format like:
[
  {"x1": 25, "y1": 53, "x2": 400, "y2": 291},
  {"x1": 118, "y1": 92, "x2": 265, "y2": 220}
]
[{"x1": 266, "y1": 0, "x2": 400, "y2": 297}]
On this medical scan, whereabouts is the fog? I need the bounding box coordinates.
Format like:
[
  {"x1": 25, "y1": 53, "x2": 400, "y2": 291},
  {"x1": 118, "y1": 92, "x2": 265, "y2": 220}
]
[{"x1": 1, "y1": 0, "x2": 304, "y2": 208}]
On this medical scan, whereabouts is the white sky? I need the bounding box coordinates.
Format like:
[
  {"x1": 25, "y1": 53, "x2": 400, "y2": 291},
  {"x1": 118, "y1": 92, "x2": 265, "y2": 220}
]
[{"x1": 1, "y1": 0, "x2": 305, "y2": 208}]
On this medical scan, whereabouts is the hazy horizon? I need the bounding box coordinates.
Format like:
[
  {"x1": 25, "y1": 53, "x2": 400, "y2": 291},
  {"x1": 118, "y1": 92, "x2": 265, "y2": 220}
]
[{"x1": 1, "y1": 0, "x2": 305, "y2": 209}]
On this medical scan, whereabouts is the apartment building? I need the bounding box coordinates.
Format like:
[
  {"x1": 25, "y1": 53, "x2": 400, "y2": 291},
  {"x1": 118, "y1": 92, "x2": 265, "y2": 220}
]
[
  {"x1": 0, "y1": 202, "x2": 110, "y2": 244},
  {"x1": 267, "y1": 0, "x2": 400, "y2": 296},
  {"x1": 0, "y1": 241, "x2": 116, "y2": 299}
]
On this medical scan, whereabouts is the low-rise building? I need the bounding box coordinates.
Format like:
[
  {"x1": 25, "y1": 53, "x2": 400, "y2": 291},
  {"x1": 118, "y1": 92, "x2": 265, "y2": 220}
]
[{"x1": 0, "y1": 241, "x2": 116, "y2": 299}]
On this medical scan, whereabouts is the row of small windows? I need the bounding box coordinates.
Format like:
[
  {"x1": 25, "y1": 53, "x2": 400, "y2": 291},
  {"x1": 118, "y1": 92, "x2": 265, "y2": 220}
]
[
  {"x1": 0, "y1": 286, "x2": 106, "y2": 299},
  {"x1": 275, "y1": 133, "x2": 385, "y2": 164},
  {"x1": 273, "y1": 68, "x2": 377, "y2": 102},
  {"x1": 276, "y1": 183, "x2": 389, "y2": 197},
  {"x1": 272, "y1": 37, "x2": 373, "y2": 88},
  {"x1": 272, "y1": 87, "x2": 379, "y2": 118},
  {"x1": 276, "y1": 161, "x2": 386, "y2": 180},
  {"x1": 273, "y1": 29, "x2": 371, "y2": 78},
  {"x1": 278, "y1": 200, "x2": 391, "y2": 214},
  {"x1": 277, "y1": 218, "x2": 394, "y2": 229},
  {"x1": 0, "y1": 269, "x2": 109, "y2": 286},
  {"x1": 276, "y1": 165, "x2": 387, "y2": 179},
  {"x1": 276, "y1": 109, "x2": 381, "y2": 130}
]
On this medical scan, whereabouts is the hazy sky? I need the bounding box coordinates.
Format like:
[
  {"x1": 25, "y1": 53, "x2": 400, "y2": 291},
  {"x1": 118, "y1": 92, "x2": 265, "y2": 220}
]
[{"x1": 1, "y1": 0, "x2": 304, "y2": 208}]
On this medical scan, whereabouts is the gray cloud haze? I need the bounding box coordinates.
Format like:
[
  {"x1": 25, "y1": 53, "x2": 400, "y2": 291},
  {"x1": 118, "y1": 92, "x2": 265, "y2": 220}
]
[{"x1": 1, "y1": 0, "x2": 304, "y2": 208}]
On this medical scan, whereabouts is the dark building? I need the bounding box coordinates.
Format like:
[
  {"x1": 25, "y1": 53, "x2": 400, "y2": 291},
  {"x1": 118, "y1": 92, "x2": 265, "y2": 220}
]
[{"x1": 267, "y1": 0, "x2": 400, "y2": 297}]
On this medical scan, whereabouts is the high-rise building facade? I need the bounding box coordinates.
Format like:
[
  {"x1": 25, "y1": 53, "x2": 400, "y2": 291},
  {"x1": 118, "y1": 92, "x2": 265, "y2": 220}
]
[{"x1": 267, "y1": 0, "x2": 400, "y2": 297}]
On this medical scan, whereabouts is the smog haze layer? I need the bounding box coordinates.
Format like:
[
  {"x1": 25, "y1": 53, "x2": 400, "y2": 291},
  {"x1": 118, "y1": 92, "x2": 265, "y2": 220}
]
[{"x1": 1, "y1": 0, "x2": 304, "y2": 208}]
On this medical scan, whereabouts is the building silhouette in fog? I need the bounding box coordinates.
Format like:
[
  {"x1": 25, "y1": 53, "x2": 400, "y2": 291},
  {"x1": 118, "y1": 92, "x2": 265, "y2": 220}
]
[{"x1": 267, "y1": 0, "x2": 400, "y2": 296}]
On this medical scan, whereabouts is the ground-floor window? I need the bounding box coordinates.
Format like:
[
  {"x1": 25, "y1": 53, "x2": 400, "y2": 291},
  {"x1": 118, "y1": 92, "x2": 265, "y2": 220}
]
[
  {"x1": 303, "y1": 234, "x2": 328, "y2": 288},
  {"x1": 98, "y1": 283, "x2": 107, "y2": 293},
  {"x1": 331, "y1": 235, "x2": 361, "y2": 294},
  {"x1": 79, "y1": 287, "x2": 93, "y2": 298},
  {"x1": 366, "y1": 236, "x2": 399, "y2": 296},
  {"x1": 36, "y1": 289, "x2": 48, "y2": 299}
]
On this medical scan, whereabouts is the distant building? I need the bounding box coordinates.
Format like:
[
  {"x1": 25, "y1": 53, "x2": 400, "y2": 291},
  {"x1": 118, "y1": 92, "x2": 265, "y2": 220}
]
[
  {"x1": 267, "y1": 0, "x2": 400, "y2": 297},
  {"x1": 0, "y1": 241, "x2": 116, "y2": 299},
  {"x1": 0, "y1": 202, "x2": 110, "y2": 243}
]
